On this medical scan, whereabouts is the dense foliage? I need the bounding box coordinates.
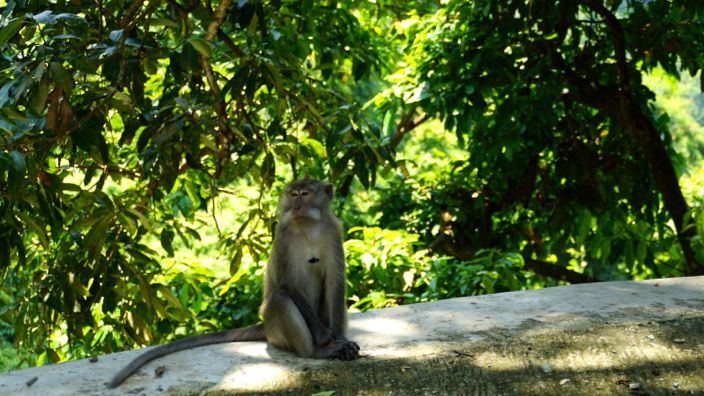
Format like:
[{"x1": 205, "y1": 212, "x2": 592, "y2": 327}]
[
  {"x1": 402, "y1": 0, "x2": 704, "y2": 280},
  {"x1": 1, "y1": 0, "x2": 702, "y2": 368}
]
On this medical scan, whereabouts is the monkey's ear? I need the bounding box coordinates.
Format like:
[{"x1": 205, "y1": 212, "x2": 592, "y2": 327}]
[
  {"x1": 303, "y1": 174, "x2": 311, "y2": 180},
  {"x1": 324, "y1": 183, "x2": 333, "y2": 199}
]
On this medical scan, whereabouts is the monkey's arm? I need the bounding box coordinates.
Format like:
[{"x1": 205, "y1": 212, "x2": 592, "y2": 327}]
[
  {"x1": 324, "y1": 240, "x2": 349, "y2": 338},
  {"x1": 108, "y1": 324, "x2": 264, "y2": 388},
  {"x1": 317, "y1": 244, "x2": 359, "y2": 360}
]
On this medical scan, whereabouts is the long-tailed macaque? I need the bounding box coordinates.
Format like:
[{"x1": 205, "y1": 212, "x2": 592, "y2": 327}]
[{"x1": 108, "y1": 179, "x2": 359, "y2": 388}]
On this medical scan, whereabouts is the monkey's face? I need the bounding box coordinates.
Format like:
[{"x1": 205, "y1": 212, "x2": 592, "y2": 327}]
[{"x1": 280, "y1": 180, "x2": 333, "y2": 225}]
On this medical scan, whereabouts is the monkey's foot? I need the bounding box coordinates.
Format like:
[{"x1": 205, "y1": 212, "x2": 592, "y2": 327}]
[{"x1": 334, "y1": 340, "x2": 360, "y2": 361}]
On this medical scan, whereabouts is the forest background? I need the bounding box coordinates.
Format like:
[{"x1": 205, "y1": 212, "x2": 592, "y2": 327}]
[{"x1": 1, "y1": 0, "x2": 703, "y2": 370}]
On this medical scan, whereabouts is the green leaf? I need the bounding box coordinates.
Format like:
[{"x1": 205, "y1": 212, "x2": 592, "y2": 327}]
[
  {"x1": 126, "y1": 208, "x2": 157, "y2": 234},
  {"x1": 261, "y1": 152, "x2": 275, "y2": 186},
  {"x1": 0, "y1": 234, "x2": 10, "y2": 268},
  {"x1": 116, "y1": 210, "x2": 138, "y2": 236},
  {"x1": 635, "y1": 240, "x2": 647, "y2": 264},
  {"x1": 84, "y1": 214, "x2": 113, "y2": 258},
  {"x1": 68, "y1": 272, "x2": 90, "y2": 297},
  {"x1": 16, "y1": 212, "x2": 49, "y2": 249},
  {"x1": 382, "y1": 109, "x2": 394, "y2": 138},
  {"x1": 179, "y1": 283, "x2": 191, "y2": 307},
  {"x1": 31, "y1": 72, "x2": 51, "y2": 114},
  {"x1": 154, "y1": 284, "x2": 182, "y2": 309},
  {"x1": 0, "y1": 80, "x2": 15, "y2": 107},
  {"x1": 300, "y1": 138, "x2": 326, "y2": 159},
  {"x1": 50, "y1": 61, "x2": 74, "y2": 94},
  {"x1": 9, "y1": 150, "x2": 26, "y2": 173},
  {"x1": 188, "y1": 38, "x2": 212, "y2": 58},
  {"x1": 110, "y1": 91, "x2": 133, "y2": 112},
  {"x1": 32, "y1": 10, "x2": 55, "y2": 24},
  {"x1": 230, "y1": 248, "x2": 243, "y2": 276},
  {"x1": 70, "y1": 112, "x2": 108, "y2": 163},
  {"x1": 109, "y1": 29, "x2": 123, "y2": 42},
  {"x1": 13, "y1": 73, "x2": 32, "y2": 102},
  {"x1": 184, "y1": 181, "x2": 201, "y2": 209},
  {"x1": 55, "y1": 13, "x2": 85, "y2": 23},
  {"x1": 160, "y1": 228, "x2": 175, "y2": 257},
  {"x1": 354, "y1": 153, "x2": 369, "y2": 188},
  {"x1": 0, "y1": 18, "x2": 25, "y2": 46}
]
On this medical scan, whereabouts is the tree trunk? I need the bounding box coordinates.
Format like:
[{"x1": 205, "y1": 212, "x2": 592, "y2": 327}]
[
  {"x1": 617, "y1": 96, "x2": 703, "y2": 276},
  {"x1": 568, "y1": 84, "x2": 702, "y2": 276},
  {"x1": 568, "y1": 0, "x2": 704, "y2": 276}
]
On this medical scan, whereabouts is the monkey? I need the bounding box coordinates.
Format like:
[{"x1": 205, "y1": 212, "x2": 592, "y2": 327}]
[{"x1": 108, "y1": 179, "x2": 359, "y2": 388}]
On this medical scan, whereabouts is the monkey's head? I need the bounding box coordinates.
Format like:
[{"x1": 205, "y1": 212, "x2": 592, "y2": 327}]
[{"x1": 280, "y1": 179, "x2": 334, "y2": 225}]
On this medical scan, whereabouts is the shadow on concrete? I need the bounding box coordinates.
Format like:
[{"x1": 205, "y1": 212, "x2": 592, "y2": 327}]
[{"x1": 228, "y1": 278, "x2": 704, "y2": 395}]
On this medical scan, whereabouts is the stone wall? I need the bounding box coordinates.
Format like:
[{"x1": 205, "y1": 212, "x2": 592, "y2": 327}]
[{"x1": 1, "y1": 277, "x2": 703, "y2": 395}]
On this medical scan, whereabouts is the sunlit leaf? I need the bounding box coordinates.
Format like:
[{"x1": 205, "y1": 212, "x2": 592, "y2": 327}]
[
  {"x1": 16, "y1": 212, "x2": 49, "y2": 249},
  {"x1": 109, "y1": 29, "x2": 123, "y2": 42},
  {"x1": 0, "y1": 18, "x2": 25, "y2": 46},
  {"x1": 32, "y1": 10, "x2": 55, "y2": 24},
  {"x1": 126, "y1": 208, "x2": 157, "y2": 234},
  {"x1": 300, "y1": 138, "x2": 326, "y2": 159},
  {"x1": 9, "y1": 150, "x2": 26, "y2": 173},
  {"x1": 188, "y1": 38, "x2": 212, "y2": 58}
]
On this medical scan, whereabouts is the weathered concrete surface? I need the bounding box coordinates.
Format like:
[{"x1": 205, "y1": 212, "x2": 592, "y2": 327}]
[{"x1": 1, "y1": 277, "x2": 703, "y2": 395}]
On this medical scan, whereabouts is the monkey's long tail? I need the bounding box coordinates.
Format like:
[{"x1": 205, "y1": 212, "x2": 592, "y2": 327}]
[{"x1": 108, "y1": 324, "x2": 266, "y2": 388}]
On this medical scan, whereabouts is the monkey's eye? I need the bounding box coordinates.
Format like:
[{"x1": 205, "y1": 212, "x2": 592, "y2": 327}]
[
  {"x1": 290, "y1": 192, "x2": 298, "y2": 197},
  {"x1": 301, "y1": 191, "x2": 310, "y2": 196}
]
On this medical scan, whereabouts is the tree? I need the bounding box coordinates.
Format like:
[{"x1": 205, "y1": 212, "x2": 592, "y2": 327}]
[
  {"x1": 0, "y1": 0, "x2": 399, "y2": 364},
  {"x1": 388, "y1": 0, "x2": 704, "y2": 280}
]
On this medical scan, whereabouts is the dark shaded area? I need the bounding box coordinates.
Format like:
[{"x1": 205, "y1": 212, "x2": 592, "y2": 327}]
[{"x1": 229, "y1": 316, "x2": 704, "y2": 395}]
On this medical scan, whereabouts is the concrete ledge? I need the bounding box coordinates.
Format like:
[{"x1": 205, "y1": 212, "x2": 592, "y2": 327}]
[{"x1": 1, "y1": 277, "x2": 703, "y2": 395}]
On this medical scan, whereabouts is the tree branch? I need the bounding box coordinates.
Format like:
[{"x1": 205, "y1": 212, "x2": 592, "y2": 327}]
[
  {"x1": 217, "y1": 28, "x2": 245, "y2": 58},
  {"x1": 581, "y1": 0, "x2": 629, "y2": 90},
  {"x1": 119, "y1": 0, "x2": 146, "y2": 28},
  {"x1": 205, "y1": 0, "x2": 233, "y2": 41},
  {"x1": 391, "y1": 112, "x2": 430, "y2": 148}
]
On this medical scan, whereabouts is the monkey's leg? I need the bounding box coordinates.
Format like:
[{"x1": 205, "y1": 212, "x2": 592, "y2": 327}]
[
  {"x1": 284, "y1": 287, "x2": 335, "y2": 347},
  {"x1": 286, "y1": 290, "x2": 360, "y2": 360},
  {"x1": 285, "y1": 288, "x2": 359, "y2": 360},
  {"x1": 263, "y1": 290, "x2": 315, "y2": 357},
  {"x1": 263, "y1": 290, "x2": 359, "y2": 360}
]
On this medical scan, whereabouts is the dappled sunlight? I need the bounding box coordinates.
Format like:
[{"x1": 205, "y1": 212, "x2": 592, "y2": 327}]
[
  {"x1": 218, "y1": 361, "x2": 296, "y2": 391},
  {"x1": 219, "y1": 341, "x2": 269, "y2": 359},
  {"x1": 469, "y1": 326, "x2": 702, "y2": 374},
  {"x1": 350, "y1": 314, "x2": 422, "y2": 350}
]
